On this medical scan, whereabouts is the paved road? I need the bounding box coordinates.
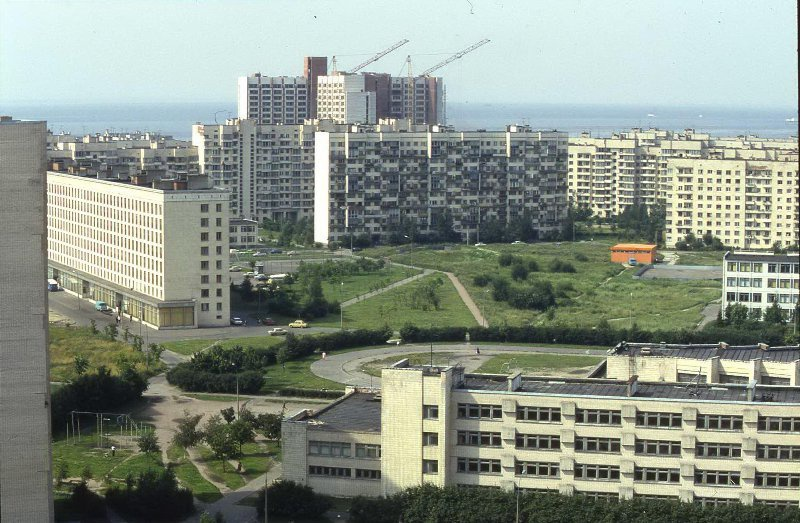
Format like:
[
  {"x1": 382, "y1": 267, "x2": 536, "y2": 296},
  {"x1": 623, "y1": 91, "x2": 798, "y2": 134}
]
[{"x1": 311, "y1": 343, "x2": 608, "y2": 388}]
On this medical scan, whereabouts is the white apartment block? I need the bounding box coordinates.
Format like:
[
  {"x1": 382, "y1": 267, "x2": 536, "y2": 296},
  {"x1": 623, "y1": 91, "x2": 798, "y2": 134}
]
[
  {"x1": 193, "y1": 119, "x2": 338, "y2": 223},
  {"x1": 0, "y1": 117, "x2": 54, "y2": 522},
  {"x1": 237, "y1": 74, "x2": 309, "y2": 125},
  {"x1": 722, "y1": 253, "x2": 799, "y2": 321},
  {"x1": 314, "y1": 124, "x2": 568, "y2": 245},
  {"x1": 606, "y1": 342, "x2": 800, "y2": 386},
  {"x1": 317, "y1": 74, "x2": 376, "y2": 124},
  {"x1": 47, "y1": 172, "x2": 230, "y2": 328},
  {"x1": 229, "y1": 218, "x2": 259, "y2": 248},
  {"x1": 664, "y1": 157, "x2": 799, "y2": 249},
  {"x1": 284, "y1": 358, "x2": 800, "y2": 508},
  {"x1": 48, "y1": 131, "x2": 199, "y2": 177}
]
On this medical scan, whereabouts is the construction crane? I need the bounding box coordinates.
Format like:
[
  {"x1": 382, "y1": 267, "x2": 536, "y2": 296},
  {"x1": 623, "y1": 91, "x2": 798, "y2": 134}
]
[
  {"x1": 347, "y1": 39, "x2": 410, "y2": 74},
  {"x1": 420, "y1": 39, "x2": 490, "y2": 76}
]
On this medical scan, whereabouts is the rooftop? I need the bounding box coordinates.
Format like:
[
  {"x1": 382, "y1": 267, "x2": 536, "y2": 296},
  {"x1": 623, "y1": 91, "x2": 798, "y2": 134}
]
[
  {"x1": 611, "y1": 243, "x2": 657, "y2": 250},
  {"x1": 610, "y1": 342, "x2": 800, "y2": 363},
  {"x1": 724, "y1": 251, "x2": 799, "y2": 263},
  {"x1": 295, "y1": 391, "x2": 381, "y2": 433}
]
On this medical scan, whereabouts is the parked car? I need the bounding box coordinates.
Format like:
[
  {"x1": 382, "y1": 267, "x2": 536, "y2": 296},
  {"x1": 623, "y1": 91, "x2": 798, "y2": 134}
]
[
  {"x1": 286, "y1": 251, "x2": 296, "y2": 256},
  {"x1": 288, "y1": 319, "x2": 308, "y2": 328},
  {"x1": 255, "y1": 274, "x2": 268, "y2": 281},
  {"x1": 474, "y1": 242, "x2": 486, "y2": 247},
  {"x1": 229, "y1": 266, "x2": 243, "y2": 272},
  {"x1": 230, "y1": 317, "x2": 245, "y2": 326},
  {"x1": 244, "y1": 271, "x2": 256, "y2": 277},
  {"x1": 269, "y1": 248, "x2": 283, "y2": 254},
  {"x1": 261, "y1": 317, "x2": 276, "y2": 325},
  {"x1": 351, "y1": 247, "x2": 362, "y2": 253},
  {"x1": 268, "y1": 327, "x2": 288, "y2": 336},
  {"x1": 95, "y1": 300, "x2": 111, "y2": 312},
  {"x1": 511, "y1": 240, "x2": 524, "y2": 245},
  {"x1": 253, "y1": 252, "x2": 266, "y2": 257}
]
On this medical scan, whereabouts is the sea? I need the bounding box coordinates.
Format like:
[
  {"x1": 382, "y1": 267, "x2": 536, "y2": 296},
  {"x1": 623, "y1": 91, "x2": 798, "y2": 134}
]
[{"x1": 2, "y1": 101, "x2": 797, "y2": 140}]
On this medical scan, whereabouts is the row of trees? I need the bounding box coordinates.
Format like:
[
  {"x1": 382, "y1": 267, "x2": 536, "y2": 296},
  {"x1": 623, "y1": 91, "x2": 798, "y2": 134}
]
[
  {"x1": 348, "y1": 484, "x2": 800, "y2": 523},
  {"x1": 721, "y1": 302, "x2": 797, "y2": 327},
  {"x1": 260, "y1": 217, "x2": 314, "y2": 247}
]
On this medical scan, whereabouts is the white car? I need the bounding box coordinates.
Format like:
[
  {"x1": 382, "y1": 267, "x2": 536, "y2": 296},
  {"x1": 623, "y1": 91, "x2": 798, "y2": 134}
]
[
  {"x1": 474, "y1": 242, "x2": 486, "y2": 247},
  {"x1": 244, "y1": 271, "x2": 256, "y2": 277},
  {"x1": 512, "y1": 240, "x2": 524, "y2": 245},
  {"x1": 255, "y1": 274, "x2": 268, "y2": 281},
  {"x1": 269, "y1": 327, "x2": 288, "y2": 336},
  {"x1": 230, "y1": 317, "x2": 245, "y2": 326}
]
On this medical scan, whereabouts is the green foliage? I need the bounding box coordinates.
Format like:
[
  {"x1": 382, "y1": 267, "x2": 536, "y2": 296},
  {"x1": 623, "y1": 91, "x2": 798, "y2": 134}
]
[
  {"x1": 473, "y1": 273, "x2": 492, "y2": 287},
  {"x1": 677, "y1": 232, "x2": 727, "y2": 251},
  {"x1": 69, "y1": 481, "x2": 106, "y2": 519},
  {"x1": 105, "y1": 468, "x2": 194, "y2": 521},
  {"x1": 527, "y1": 259, "x2": 540, "y2": 272},
  {"x1": 80, "y1": 465, "x2": 93, "y2": 482},
  {"x1": 498, "y1": 253, "x2": 516, "y2": 267},
  {"x1": 575, "y1": 253, "x2": 589, "y2": 262},
  {"x1": 254, "y1": 412, "x2": 283, "y2": 440},
  {"x1": 406, "y1": 275, "x2": 444, "y2": 311},
  {"x1": 89, "y1": 319, "x2": 97, "y2": 335},
  {"x1": 172, "y1": 410, "x2": 204, "y2": 451},
  {"x1": 548, "y1": 259, "x2": 576, "y2": 273},
  {"x1": 763, "y1": 301, "x2": 786, "y2": 325},
  {"x1": 55, "y1": 461, "x2": 69, "y2": 486},
  {"x1": 228, "y1": 419, "x2": 256, "y2": 455},
  {"x1": 203, "y1": 414, "x2": 238, "y2": 470},
  {"x1": 103, "y1": 323, "x2": 118, "y2": 341},
  {"x1": 138, "y1": 430, "x2": 161, "y2": 454},
  {"x1": 199, "y1": 511, "x2": 225, "y2": 523},
  {"x1": 73, "y1": 354, "x2": 89, "y2": 376},
  {"x1": 166, "y1": 365, "x2": 264, "y2": 394},
  {"x1": 255, "y1": 480, "x2": 331, "y2": 519},
  {"x1": 507, "y1": 281, "x2": 556, "y2": 311},
  {"x1": 220, "y1": 407, "x2": 236, "y2": 424},
  {"x1": 511, "y1": 263, "x2": 529, "y2": 281}
]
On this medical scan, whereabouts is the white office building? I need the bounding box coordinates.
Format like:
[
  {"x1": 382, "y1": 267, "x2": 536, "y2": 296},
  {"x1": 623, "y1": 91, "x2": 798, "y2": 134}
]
[{"x1": 722, "y1": 252, "x2": 799, "y2": 321}]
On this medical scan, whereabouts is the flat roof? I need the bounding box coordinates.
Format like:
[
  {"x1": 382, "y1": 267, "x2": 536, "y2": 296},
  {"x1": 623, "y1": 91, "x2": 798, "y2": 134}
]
[
  {"x1": 611, "y1": 244, "x2": 657, "y2": 250},
  {"x1": 460, "y1": 375, "x2": 800, "y2": 404},
  {"x1": 300, "y1": 392, "x2": 381, "y2": 433},
  {"x1": 725, "y1": 252, "x2": 799, "y2": 263},
  {"x1": 615, "y1": 343, "x2": 800, "y2": 364}
]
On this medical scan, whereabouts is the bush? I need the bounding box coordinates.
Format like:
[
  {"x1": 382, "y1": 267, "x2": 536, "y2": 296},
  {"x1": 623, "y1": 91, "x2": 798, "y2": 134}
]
[
  {"x1": 473, "y1": 274, "x2": 492, "y2": 287},
  {"x1": 106, "y1": 469, "x2": 194, "y2": 522},
  {"x1": 70, "y1": 481, "x2": 106, "y2": 519},
  {"x1": 255, "y1": 480, "x2": 330, "y2": 519},
  {"x1": 507, "y1": 282, "x2": 556, "y2": 311},
  {"x1": 575, "y1": 253, "x2": 588, "y2": 262},
  {"x1": 272, "y1": 388, "x2": 344, "y2": 399},
  {"x1": 349, "y1": 495, "x2": 403, "y2": 523},
  {"x1": 527, "y1": 259, "x2": 540, "y2": 272},
  {"x1": 510, "y1": 263, "x2": 529, "y2": 281},
  {"x1": 498, "y1": 253, "x2": 516, "y2": 267},
  {"x1": 166, "y1": 366, "x2": 264, "y2": 394},
  {"x1": 548, "y1": 259, "x2": 576, "y2": 273}
]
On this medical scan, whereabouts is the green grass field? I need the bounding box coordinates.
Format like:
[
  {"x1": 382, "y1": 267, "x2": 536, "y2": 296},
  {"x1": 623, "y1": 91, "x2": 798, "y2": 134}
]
[
  {"x1": 314, "y1": 274, "x2": 477, "y2": 330},
  {"x1": 52, "y1": 437, "x2": 165, "y2": 486},
  {"x1": 320, "y1": 264, "x2": 419, "y2": 303},
  {"x1": 476, "y1": 353, "x2": 604, "y2": 375},
  {"x1": 674, "y1": 250, "x2": 726, "y2": 266},
  {"x1": 261, "y1": 353, "x2": 346, "y2": 393},
  {"x1": 363, "y1": 241, "x2": 721, "y2": 331},
  {"x1": 162, "y1": 335, "x2": 284, "y2": 357},
  {"x1": 195, "y1": 441, "x2": 274, "y2": 490},
  {"x1": 49, "y1": 325, "x2": 158, "y2": 382},
  {"x1": 167, "y1": 444, "x2": 222, "y2": 503},
  {"x1": 196, "y1": 444, "x2": 246, "y2": 490}
]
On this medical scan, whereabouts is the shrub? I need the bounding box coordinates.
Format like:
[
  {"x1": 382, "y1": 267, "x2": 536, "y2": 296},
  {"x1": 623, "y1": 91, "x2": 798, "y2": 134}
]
[
  {"x1": 70, "y1": 481, "x2": 106, "y2": 519},
  {"x1": 527, "y1": 259, "x2": 540, "y2": 272},
  {"x1": 473, "y1": 274, "x2": 492, "y2": 287},
  {"x1": 507, "y1": 282, "x2": 555, "y2": 311},
  {"x1": 575, "y1": 253, "x2": 588, "y2": 262},
  {"x1": 490, "y1": 276, "x2": 510, "y2": 301},
  {"x1": 166, "y1": 366, "x2": 264, "y2": 394},
  {"x1": 497, "y1": 253, "x2": 516, "y2": 267},
  {"x1": 105, "y1": 469, "x2": 194, "y2": 521},
  {"x1": 255, "y1": 480, "x2": 330, "y2": 519},
  {"x1": 548, "y1": 259, "x2": 576, "y2": 273},
  {"x1": 510, "y1": 263, "x2": 529, "y2": 281}
]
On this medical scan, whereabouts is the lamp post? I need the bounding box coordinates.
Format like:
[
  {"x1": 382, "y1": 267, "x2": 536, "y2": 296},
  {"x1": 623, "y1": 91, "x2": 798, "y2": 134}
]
[
  {"x1": 231, "y1": 362, "x2": 240, "y2": 417},
  {"x1": 629, "y1": 292, "x2": 634, "y2": 329},
  {"x1": 339, "y1": 281, "x2": 344, "y2": 330}
]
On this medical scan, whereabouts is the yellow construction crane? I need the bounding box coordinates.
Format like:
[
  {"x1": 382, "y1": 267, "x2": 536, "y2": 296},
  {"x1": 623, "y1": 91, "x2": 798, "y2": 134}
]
[{"x1": 420, "y1": 39, "x2": 490, "y2": 76}]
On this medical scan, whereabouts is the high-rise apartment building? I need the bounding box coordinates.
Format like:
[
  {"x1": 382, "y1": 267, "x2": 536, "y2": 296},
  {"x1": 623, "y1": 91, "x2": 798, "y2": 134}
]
[
  {"x1": 316, "y1": 74, "x2": 377, "y2": 124},
  {"x1": 0, "y1": 116, "x2": 54, "y2": 521},
  {"x1": 664, "y1": 157, "x2": 799, "y2": 249},
  {"x1": 304, "y1": 56, "x2": 328, "y2": 119},
  {"x1": 721, "y1": 253, "x2": 799, "y2": 321},
  {"x1": 47, "y1": 171, "x2": 230, "y2": 328},
  {"x1": 314, "y1": 124, "x2": 568, "y2": 245},
  {"x1": 284, "y1": 353, "x2": 800, "y2": 508}
]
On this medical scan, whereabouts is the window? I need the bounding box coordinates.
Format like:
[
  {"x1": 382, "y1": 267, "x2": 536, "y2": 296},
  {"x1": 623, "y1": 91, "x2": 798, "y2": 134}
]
[
  {"x1": 517, "y1": 406, "x2": 561, "y2": 422},
  {"x1": 355, "y1": 444, "x2": 381, "y2": 459},
  {"x1": 200, "y1": 204, "x2": 209, "y2": 212},
  {"x1": 216, "y1": 303, "x2": 223, "y2": 311},
  {"x1": 758, "y1": 416, "x2": 800, "y2": 432},
  {"x1": 516, "y1": 434, "x2": 560, "y2": 450},
  {"x1": 757, "y1": 445, "x2": 800, "y2": 461},
  {"x1": 422, "y1": 405, "x2": 439, "y2": 419},
  {"x1": 216, "y1": 218, "x2": 222, "y2": 226},
  {"x1": 216, "y1": 231, "x2": 222, "y2": 241},
  {"x1": 696, "y1": 442, "x2": 741, "y2": 458},
  {"x1": 200, "y1": 261, "x2": 209, "y2": 270},
  {"x1": 574, "y1": 464, "x2": 620, "y2": 481},
  {"x1": 578, "y1": 491, "x2": 619, "y2": 502},
  {"x1": 308, "y1": 466, "x2": 350, "y2": 478},
  {"x1": 677, "y1": 372, "x2": 707, "y2": 383},
  {"x1": 354, "y1": 469, "x2": 380, "y2": 480},
  {"x1": 756, "y1": 499, "x2": 800, "y2": 508},
  {"x1": 695, "y1": 470, "x2": 740, "y2": 486},
  {"x1": 216, "y1": 246, "x2": 222, "y2": 255},
  {"x1": 456, "y1": 458, "x2": 501, "y2": 474},
  {"x1": 201, "y1": 232, "x2": 209, "y2": 241},
  {"x1": 200, "y1": 246, "x2": 209, "y2": 256},
  {"x1": 755, "y1": 473, "x2": 800, "y2": 489},
  {"x1": 422, "y1": 460, "x2": 439, "y2": 475},
  {"x1": 457, "y1": 431, "x2": 502, "y2": 447},
  {"x1": 216, "y1": 203, "x2": 223, "y2": 212},
  {"x1": 516, "y1": 461, "x2": 559, "y2": 477},
  {"x1": 575, "y1": 409, "x2": 621, "y2": 425},
  {"x1": 695, "y1": 497, "x2": 738, "y2": 507},
  {"x1": 201, "y1": 289, "x2": 209, "y2": 298},
  {"x1": 200, "y1": 303, "x2": 209, "y2": 311},
  {"x1": 696, "y1": 414, "x2": 743, "y2": 431},
  {"x1": 200, "y1": 218, "x2": 209, "y2": 227},
  {"x1": 423, "y1": 432, "x2": 439, "y2": 446},
  {"x1": 635, "y1": 467, "x2": 680, "y2": 483},
  {"x1": 201, "y1": 275, "x2": 209, "y2": 284},
  {"x1": 636, "y1": 412, "x2": 682, "y2": 428},
  {"x1": 308, "y1": 441, "x2": 351, "y2": 457},
  {"x1": 575, "y1": 437, "x2": 620, "y2": 453},
  {"x1": 718, "y1": 374, "x2": 749, "y2": 384},
  {"x1": 457, "y1": 403, "x2": 502, "y2": 420}
]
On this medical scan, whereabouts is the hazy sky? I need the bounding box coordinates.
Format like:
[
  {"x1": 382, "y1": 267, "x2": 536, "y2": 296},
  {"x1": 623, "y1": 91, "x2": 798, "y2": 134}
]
[{"x1": 1, "y1": 0, "x2": 797, "y2": 108}]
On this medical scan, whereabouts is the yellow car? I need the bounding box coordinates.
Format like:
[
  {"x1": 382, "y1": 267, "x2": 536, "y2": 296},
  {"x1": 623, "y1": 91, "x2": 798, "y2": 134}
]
[{"x1": 288, "y1": 319, "x2": 308, "y2": 328}]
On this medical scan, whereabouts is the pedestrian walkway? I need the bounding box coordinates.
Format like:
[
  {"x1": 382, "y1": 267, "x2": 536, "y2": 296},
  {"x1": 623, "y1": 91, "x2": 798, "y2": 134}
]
[
  {"x1": 340, "y1": 269, "x2": 432, "y2": 308},
  {"x1": 188, "y1": 462, "x2": 282, "y2": 523},
  {"x1": 443, "y1": 271, "x2": 486, "y2": 327}
]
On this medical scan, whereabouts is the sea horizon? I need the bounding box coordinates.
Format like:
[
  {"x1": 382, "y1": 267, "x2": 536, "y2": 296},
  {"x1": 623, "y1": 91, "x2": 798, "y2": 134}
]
[{"x1": 2, "y1": 101, "x2": 797, "y2": 141}]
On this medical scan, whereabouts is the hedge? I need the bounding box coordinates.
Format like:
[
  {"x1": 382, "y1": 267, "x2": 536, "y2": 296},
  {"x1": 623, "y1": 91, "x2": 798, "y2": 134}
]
[{"x1": 166, "y1": 366, "x2": 264, "y2": 394}]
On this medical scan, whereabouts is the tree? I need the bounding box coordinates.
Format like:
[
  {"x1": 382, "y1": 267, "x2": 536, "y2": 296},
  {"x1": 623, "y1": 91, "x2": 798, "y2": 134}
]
[
  {"x1": 138, "y1": 430, "x2": 161, "y2": 455},
  {"x1": 172, "y1": 410, "x2": 204, "y2": 453},
  {"x1": 73, "y1": 354, "x2": 89, "y2": 376},
  {"x1": 256, "y1": 480, "x2": 331, "y2": 520},
  {"x1": 81, "y1": 465, "x2": 93, "y2": 482},
  {"x1": 55, "y1": 461, "x2": 69, "y2": 486},
  {"x1": 763, "y1": 301, "x2": 785, "y2": 325},
  {"x1": 240, "y1": 277, "x2": 254, "y2": 302},
  {"x1": 104, "y1": 324, "x2": 118, "y2": 341},
  {"x1": 203, "y1": 415, "x2": 237, "y2": 471},
  {"x1": 511, "y1": 263, "x2": 529, "y2": 281},
  {"x1": 228, "y1": 419, "x2": 256, "y2": 456},
  {"x1": 724, "y1": 303, "x2": 749, "y2": 327},
  {"x1": 89, "y1": 319, "x2": 98, "y2": 335},
  {"x1": 220, "y1": 406, "x2": 236, "y2": 424}
]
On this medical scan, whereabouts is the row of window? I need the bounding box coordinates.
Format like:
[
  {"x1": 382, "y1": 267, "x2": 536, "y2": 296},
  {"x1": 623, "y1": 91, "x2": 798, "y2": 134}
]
[
  {"x1": 307, "y1": 441, "x2": 381, "y2": 459},
  {"x1": 725, "y1": 277, "x2": 799, "y2": 289},
  {"x1": 308, "y1": 466, "x2": 380, "y2": 480},
  {"x1": 726, "y1": 262, "x2": 799, "y2": 274}
]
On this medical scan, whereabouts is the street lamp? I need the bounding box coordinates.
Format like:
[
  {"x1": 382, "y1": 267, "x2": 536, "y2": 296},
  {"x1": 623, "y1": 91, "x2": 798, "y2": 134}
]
[
  {"x1": 339, "y1": 281, "x2": 344, "y2": 330},
  {"x1": 231, "y1": 362, "x2": 240, "y2": 417}
]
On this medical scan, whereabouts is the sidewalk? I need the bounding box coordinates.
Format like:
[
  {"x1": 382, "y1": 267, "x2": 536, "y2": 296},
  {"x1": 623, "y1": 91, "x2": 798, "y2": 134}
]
[{"x1": 443, "y1": 271, "x2": 486, "y2": 327}]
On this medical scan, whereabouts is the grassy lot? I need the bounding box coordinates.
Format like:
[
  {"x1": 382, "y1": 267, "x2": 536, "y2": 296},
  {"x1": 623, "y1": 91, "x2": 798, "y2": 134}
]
[
  {"x1": 107, "y1": 452, "x2": 163, "y2": 482},
  {"x1": 196, "y1": 441, "x2": 275, "y2": 490},
  {"x1": 314, "y1": 274, "x2": 477, "y2": 330},
  {"x1": 359, "y1": 352, "x2": 457, "y2": 377},
  {"x1": 261, "y1": 353, "x2": 346, "y2": 393},
  {"x1": 674, "y1": 250, "x2": 726, "y2": 266},
  {"x1": 476, "y1": 353, "x2": 604, "y2": 376},
  {"x1": 320, "y1": 264, "x2": 419, "y2": 303},
  {"x1": 167, "y1": 444, "x2": 222, "y2": 503},
  {"x1": 162, "y1": 335, "x2": 284, "y2": 357},
  {"x1": 52, "y1": 438, "x2": 134, "y2": 482},
  {"x1": 196, "y1": 444, "x2": 246, "y2": 490},
  {"x1": 362, "y1": 241, "x2": 720, "y2": 331},
  {"x1": 49, "y1": 325, "x2": 158, "y2": 382}
]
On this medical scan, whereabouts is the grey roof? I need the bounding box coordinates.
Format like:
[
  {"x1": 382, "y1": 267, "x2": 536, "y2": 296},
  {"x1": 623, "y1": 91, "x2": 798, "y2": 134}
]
[
  {"x1": 305, "y1": 392, "x2": 382, "y2": 433},
  {"x1": 620, "y1": 343, "x2": 800, "y2": 363},
  {"x1": 460, "y1": 375, "x2": 800, "y2": 404},
  {"x1": 724, "y1": 252, "x2": 799, "y2": 263}
]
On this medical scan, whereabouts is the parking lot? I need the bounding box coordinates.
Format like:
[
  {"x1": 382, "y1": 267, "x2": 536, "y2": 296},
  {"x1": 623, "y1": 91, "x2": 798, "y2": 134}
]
[{"x1": 639, "y1": 264, "x2": 722, "y2": 280}]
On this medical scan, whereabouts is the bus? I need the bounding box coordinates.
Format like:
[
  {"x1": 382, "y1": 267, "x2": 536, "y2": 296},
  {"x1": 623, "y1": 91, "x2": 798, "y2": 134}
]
[{"x1": 47, "y1": 279, "x2": 60, "y2": 292}]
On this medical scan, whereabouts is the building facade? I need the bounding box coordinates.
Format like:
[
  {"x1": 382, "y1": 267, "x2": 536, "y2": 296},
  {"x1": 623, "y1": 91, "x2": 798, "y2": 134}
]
[
  {"x1": 0, "y1": 116, "x2": 54, "y2": 521},
  {"x1": 314, "y1": 124, "x2": 568, "y2": 245},
  {"x1": 284, "y1": 360, "x2": 800, "y2": 508},
  {"x1": 237, "y1": 74, "x2": 310, "y2": 125},
  {"x1": 47, "y1": 171, "x2": 230, "y2": 328},
  {"x1": 229, "y1": 218, "x2": 259, "y2": 248},
  {"x1": 317, "y1": 74, "x2": 376, "y2": 124},
  {"x1": 721, "y1": 253, "x2": 799, "y2": 321}
]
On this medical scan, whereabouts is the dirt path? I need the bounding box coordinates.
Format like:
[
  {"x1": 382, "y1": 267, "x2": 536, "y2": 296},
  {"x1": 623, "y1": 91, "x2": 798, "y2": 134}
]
[{"x1": 443, "y1": 271, "x2": 487, "y2": 327}]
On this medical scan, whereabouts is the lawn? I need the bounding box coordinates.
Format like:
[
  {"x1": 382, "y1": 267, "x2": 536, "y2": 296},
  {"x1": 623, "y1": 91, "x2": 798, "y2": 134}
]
[
  {"x1": 261, "y1": 353, "x2": 346, "y2": 393},
  {"x1": 49, "y1": 325, "x2": 158, "y2": 382},
  {"x1": 314, "y1": 273, "x2": 477, "y2": 330},
  {"x1": 52, "y1": 438, "x2": 134, "y2": 482},
  {"x1": 476, "y1": 353, "x2": 604, "y2": 376},
  {"x1": 195, "y1": 441, "x2": 276, "y2": 490},
  {"x1": 674, "y1": 250, "x2": 726, "y2": 266},
  {"x1": 359, "y1": 352, "x2": 457, "y2": 377},
  {"x1": 167, "y1": 444, "x2": 222, "y2": 503},
  {"x1": 362, "y1": 241, "x2": 721, "y2": 331},
  {"x1": 107, "y1": 452, "x2": 164, "y2": 482},
  {"x1": 162, "y1": 335, "x2": 284, "y2": 357},
  {"x1": 196, "y1": 444, "x2": 246, "y2": 490},
  {"x1": 320, "y1": 263, "x2": 420, "y2": 303}
]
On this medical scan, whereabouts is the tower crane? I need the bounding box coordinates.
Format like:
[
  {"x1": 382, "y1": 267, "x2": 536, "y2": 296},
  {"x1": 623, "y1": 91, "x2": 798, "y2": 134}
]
[
  {"x1": 420, "y1": 39, "x2": 490, "y2": 76},
  {"x1": 347, "y1": 39, "x2": 410, "y2": 74}
]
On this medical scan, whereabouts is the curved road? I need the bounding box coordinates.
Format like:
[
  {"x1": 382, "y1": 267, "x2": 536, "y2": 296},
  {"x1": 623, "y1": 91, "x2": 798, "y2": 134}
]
[{"x1": 311, "y1": 343, "x2": 608, "y2": 388}]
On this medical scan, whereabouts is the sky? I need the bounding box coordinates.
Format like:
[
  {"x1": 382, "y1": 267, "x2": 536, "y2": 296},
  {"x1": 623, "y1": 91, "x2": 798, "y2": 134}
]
[{"x1": 0, "y1": 0, "x2": 797, "y2": 108}]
